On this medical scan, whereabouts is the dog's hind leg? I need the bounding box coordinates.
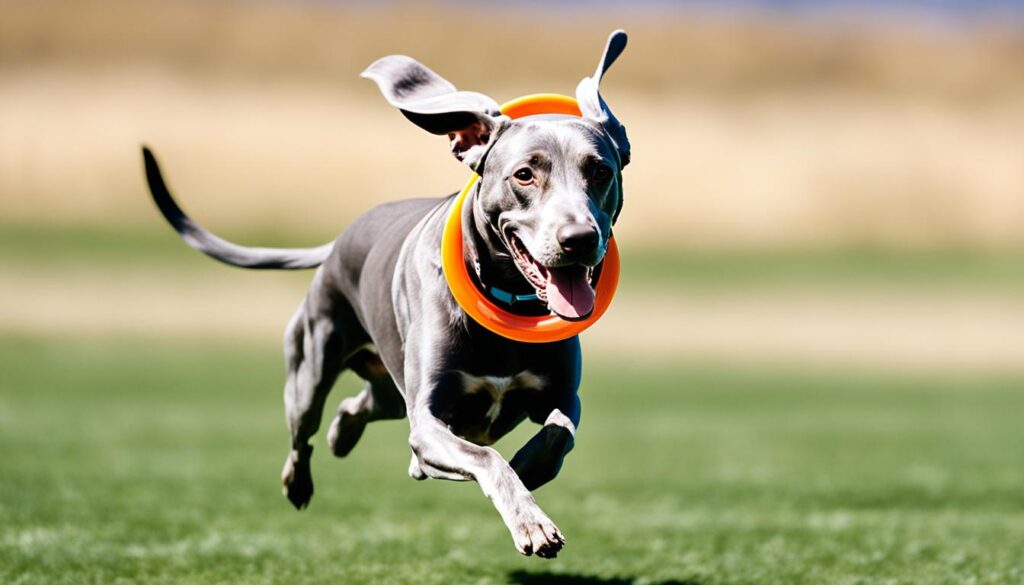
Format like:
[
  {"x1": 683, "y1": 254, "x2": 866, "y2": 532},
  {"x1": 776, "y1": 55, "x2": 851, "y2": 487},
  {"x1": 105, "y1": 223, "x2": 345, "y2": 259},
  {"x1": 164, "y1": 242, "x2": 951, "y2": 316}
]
[
  {"x1": 280, "y1": 275, "x2": 365, "y2": 509},
  {"x1": 326, "y1": 348, "x2": 406, "y2": 458}
]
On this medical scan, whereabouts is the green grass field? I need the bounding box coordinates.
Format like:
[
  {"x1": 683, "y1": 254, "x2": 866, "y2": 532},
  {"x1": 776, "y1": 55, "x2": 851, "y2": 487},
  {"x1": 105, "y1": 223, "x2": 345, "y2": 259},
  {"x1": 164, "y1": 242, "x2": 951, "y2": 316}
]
[{"x1": 2, "y1": 335, "x2": 1022, "y2": 584}]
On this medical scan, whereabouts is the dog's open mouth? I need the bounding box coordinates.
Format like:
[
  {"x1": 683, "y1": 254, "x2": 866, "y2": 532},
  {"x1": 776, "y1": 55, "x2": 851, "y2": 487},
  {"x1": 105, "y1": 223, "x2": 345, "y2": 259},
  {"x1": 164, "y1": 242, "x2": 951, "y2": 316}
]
[{"x1": 508, "y1": 233, "x2": 596, "y2": 321}]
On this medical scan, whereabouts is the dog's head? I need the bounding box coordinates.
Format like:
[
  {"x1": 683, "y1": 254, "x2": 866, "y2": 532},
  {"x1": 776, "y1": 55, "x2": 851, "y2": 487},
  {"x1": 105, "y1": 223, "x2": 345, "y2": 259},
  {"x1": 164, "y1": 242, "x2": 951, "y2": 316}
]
[{"x1": 363, "y1": 31, "x2": 630, "y2": 321}]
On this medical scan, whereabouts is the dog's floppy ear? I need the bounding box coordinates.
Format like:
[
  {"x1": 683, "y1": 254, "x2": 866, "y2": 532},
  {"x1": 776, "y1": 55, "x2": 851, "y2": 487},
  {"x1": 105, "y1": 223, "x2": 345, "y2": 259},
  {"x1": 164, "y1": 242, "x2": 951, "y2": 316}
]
[
  {"x1": 576, "y1": 30, "x2": 631, "y2": 167},
  {"x1": 362, "y1": 56, "x2": 507, "y2": 171}
]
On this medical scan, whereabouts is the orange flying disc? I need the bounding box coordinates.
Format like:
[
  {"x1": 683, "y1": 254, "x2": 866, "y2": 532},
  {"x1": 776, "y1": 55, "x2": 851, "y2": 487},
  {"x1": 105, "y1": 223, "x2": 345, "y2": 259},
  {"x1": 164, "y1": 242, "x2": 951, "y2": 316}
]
[{"x1": 441, "y1": 93, "x2": 621, "y2": 343}]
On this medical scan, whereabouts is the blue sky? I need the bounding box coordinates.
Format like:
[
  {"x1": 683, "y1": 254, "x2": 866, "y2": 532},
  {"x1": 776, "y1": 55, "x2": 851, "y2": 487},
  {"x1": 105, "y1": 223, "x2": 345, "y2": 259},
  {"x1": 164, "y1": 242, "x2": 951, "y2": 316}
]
[{"x1": 439, "y1": 0, "x2": 1024, "y2": 21}]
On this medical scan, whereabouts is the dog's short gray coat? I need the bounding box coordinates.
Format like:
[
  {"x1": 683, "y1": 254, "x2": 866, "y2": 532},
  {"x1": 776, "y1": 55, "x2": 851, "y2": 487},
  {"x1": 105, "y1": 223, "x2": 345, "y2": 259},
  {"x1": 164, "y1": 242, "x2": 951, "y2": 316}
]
[{"x1": 142, "y1": 31, "x2": 630, "y2": 559}]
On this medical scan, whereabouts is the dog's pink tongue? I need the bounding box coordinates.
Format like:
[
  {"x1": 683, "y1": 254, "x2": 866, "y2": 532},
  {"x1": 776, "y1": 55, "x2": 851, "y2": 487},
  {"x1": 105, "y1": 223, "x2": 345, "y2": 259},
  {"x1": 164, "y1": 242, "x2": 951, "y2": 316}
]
[{"x1": 545, "y1": 266, "x2": 596, "y2": 320}]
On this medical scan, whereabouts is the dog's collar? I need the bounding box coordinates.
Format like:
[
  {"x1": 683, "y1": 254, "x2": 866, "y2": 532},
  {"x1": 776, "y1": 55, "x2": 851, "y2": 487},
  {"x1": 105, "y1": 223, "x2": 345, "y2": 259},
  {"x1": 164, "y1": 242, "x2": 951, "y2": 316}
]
[
  {"x1": 487, "y1": 286, "x2": 539, "y2": 306},
  {"x1": 467, "y1": 240, "x2": 542, "y2": 308}
]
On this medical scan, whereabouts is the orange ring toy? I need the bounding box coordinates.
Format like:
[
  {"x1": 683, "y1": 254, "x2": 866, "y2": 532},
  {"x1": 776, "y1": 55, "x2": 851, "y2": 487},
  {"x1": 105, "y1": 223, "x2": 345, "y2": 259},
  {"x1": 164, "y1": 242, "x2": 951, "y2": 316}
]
[{"x1": 441, "y1": 93, "x2": 621, "y2": 343}]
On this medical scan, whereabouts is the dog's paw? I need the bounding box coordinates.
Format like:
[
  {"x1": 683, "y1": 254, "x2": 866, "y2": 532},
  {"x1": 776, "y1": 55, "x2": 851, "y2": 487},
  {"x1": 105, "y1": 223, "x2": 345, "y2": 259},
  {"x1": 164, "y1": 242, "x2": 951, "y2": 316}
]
[
  {"x1": 509, "y1": 508, "x2": 565, "y2": 559},
  {"x1": 326, "y1": 400, "x2": 369, "y2": 458},
  {"x1": 281, "y1": 447, "x2": 314, "y2": 510}
]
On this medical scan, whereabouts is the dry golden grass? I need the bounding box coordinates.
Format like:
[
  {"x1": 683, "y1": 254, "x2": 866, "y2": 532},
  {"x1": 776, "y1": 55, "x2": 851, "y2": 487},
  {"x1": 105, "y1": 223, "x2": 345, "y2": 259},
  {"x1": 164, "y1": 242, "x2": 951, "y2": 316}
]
[
  {"x1": 2, "y1": 0, "x2": 1024, "y2": 248},
  {"x1": 3, "y1": 70, "x2": 1023, "y2": 249},
  {"x1": 4, "y1": 0, "x2": 1024, "y2": 99}
]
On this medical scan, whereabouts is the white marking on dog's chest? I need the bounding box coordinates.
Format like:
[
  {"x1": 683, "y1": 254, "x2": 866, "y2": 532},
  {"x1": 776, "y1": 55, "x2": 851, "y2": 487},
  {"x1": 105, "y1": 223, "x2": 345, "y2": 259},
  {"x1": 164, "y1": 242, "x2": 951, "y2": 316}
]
[{"x1": 457, "y1": 370, "x2": 546, "y2": 422}]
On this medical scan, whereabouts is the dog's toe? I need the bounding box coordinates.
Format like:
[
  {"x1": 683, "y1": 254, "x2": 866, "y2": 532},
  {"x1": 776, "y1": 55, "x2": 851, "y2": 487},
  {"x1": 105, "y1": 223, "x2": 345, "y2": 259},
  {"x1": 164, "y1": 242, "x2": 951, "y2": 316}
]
[
  {"x1": 533, "y1": 531, "x2": 564, "y2": 559},
  {"x1": 511, "y1": 510, "x2": 565, "y2": 559}
]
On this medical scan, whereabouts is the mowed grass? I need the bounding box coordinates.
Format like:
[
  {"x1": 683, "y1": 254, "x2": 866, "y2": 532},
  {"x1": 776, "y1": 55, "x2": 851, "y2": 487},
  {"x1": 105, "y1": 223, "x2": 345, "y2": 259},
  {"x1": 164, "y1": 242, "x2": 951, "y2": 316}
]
[{"x1": 1, "y1": 336, "x2": 1023, "y2": 584}]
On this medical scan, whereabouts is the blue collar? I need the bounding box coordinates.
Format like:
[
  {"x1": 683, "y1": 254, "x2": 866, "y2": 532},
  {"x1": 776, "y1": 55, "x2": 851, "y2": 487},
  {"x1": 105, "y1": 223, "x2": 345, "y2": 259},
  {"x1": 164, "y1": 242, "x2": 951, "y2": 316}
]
[{"x1": 487, "y1": 286, "x2": 539, "y2": 306}]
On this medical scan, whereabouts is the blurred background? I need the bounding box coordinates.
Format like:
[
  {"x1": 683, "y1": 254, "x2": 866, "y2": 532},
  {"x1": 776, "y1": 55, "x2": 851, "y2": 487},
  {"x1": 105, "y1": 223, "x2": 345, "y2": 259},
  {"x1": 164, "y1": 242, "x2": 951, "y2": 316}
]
[{"x1": 2, "y1": 1, "x2": 1023, "y2": 583}]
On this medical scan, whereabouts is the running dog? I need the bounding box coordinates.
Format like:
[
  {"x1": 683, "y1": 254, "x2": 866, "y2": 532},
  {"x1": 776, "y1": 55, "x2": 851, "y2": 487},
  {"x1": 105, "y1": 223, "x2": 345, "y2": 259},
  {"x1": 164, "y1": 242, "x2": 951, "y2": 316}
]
[{"x1": 142, "y1": 30, "x2": 630, "y2": 559}]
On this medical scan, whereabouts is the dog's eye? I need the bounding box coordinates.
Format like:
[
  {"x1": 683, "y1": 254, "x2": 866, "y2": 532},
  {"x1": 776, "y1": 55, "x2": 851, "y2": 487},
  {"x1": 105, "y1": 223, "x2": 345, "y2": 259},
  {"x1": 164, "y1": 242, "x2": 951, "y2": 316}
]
[
  {"x1": 592, "y1": 164, "x2": 613, "y2": 182},
  {"x1": 513, "y1": 168, "x2": 534, "y2": 184}
]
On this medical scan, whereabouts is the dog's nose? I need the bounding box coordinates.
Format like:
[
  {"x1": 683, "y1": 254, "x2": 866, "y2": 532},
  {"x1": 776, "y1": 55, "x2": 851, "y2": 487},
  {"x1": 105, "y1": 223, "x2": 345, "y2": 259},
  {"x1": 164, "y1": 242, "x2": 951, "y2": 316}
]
[{"x1": 556, "y1": 223, "x2": 599, "y2": 256}]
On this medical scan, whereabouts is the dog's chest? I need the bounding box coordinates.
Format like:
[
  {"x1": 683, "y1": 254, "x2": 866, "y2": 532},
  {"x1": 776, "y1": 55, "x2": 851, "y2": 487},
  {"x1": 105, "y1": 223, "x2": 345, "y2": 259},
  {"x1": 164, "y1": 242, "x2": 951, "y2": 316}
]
[{"x1": 435, "y1": 370, "x2": 546, "y2": 445}]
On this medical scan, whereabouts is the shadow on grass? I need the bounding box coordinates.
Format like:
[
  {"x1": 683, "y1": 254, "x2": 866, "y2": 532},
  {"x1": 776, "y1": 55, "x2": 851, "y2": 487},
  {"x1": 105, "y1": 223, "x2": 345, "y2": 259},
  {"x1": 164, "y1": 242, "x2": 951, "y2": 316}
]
[{"x1": 508, "y1": 570, "x2": 701, "y2": 585}]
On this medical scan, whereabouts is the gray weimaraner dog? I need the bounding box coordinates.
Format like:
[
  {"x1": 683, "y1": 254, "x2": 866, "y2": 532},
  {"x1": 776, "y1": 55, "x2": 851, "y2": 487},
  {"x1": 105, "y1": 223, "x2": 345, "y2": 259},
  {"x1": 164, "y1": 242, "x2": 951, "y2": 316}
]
[{"x1": 142, "y1": 30, "x2": 630, "y2": 559}]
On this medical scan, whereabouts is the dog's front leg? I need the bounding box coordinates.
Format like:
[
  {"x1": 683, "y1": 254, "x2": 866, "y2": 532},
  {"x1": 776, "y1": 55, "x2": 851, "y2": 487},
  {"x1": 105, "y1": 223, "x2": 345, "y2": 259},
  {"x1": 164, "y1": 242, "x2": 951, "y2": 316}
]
[
  {"x1": 408, "y1": 413, "x2": 566, "y2": 558},
  {"x1": 510, "y1": 402, "x2": 579, "y2": 491}
]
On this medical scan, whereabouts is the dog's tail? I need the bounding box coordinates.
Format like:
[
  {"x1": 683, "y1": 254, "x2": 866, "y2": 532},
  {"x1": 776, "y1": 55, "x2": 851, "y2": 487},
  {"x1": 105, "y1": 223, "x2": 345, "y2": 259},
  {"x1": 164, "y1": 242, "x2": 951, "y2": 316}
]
[{"x1": 142, "y1": 146, "x2": 334, "y2": 270}]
